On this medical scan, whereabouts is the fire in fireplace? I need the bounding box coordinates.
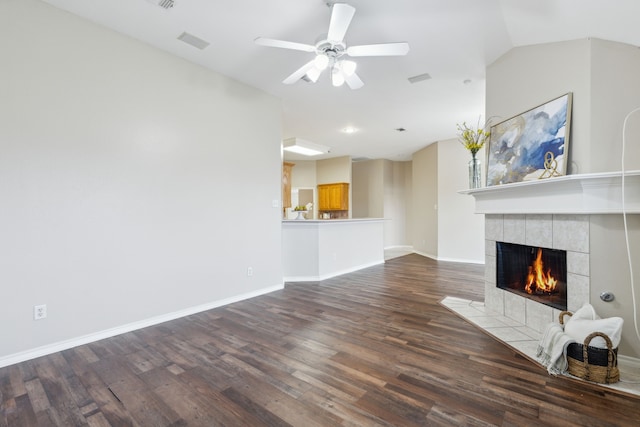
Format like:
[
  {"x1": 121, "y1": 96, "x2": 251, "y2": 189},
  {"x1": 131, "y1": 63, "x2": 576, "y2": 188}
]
[{"x1": 496, "y1": 242, "x2": 567, "y2": 310}]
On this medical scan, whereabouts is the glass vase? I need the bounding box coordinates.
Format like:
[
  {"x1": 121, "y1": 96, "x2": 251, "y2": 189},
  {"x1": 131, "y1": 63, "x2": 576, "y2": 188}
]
[{"x1": 468, "y1": 157, "x2": 481, "y2": 189}]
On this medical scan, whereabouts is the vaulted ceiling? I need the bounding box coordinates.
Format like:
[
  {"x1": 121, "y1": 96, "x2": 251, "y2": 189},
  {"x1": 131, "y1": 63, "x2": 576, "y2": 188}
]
[{"x1": 42, "y1": 0, "x2": 640, "y2": 161}]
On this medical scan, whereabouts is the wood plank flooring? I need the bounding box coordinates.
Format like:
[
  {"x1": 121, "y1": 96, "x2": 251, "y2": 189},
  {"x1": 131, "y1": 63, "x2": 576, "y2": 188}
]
[{"x1": 1, "y1": 254, "x2": 639, "y2": 426}]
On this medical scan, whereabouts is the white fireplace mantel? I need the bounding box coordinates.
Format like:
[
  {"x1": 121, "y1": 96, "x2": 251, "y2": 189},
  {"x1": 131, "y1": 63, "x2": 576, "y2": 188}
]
[{"x1": 460, "y1": 170, "x2": 640, "y2": 214}]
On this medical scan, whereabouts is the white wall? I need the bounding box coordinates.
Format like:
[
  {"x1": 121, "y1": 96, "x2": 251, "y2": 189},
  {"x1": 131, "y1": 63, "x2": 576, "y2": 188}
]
[
  {"x1": 290, "y1": 160, "x2": 317, "y2": 188},
  {"x1": 437, "y1": 139, "x2": 485, "y2": 263},
  {"x1": 590, "y1": 38, "x2": 640, "y2": 172},
  {"x1": 352, "y1": 159, "x2": 411, "y2": 248},
  {"x1": 383, "y1": 160, "x2": 411, "y2": 248},
  {"x1": 590, "y1": 215, "x2": 640, "y2": 357},
  {"x1": 486, "y1": 39, "x2": 591, "y2": 174},
  {"x1": 412, "y1": 144, "x2": 438, "y2": 258},
  {"x1": 486, "y1": 38, "x2": 640, "y2": 175},
  {"x1": 0, "y1": 0, "x2": 283, "y2": 364},
  {"x1": 403, "y1": 162, "x2": 414, "y2": 245},
  {"x1": 317, "y1": 156, "x2": 352, "y2": 184},
  {"x1": 352, "y1": 160, "x2": 384, "y2": 218},
  {"x1": 411, "y1": 140, "x2": 485, "y2": 263}
]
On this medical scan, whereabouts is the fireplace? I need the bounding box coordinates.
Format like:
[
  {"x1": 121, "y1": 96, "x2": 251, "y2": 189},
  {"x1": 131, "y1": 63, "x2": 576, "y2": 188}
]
[
  {"x1": 463, "y1": 173, "x2": 640, "y2": 333},
  {"x1": 496, "y1": 242, "x2": 567, "y2": 311}
]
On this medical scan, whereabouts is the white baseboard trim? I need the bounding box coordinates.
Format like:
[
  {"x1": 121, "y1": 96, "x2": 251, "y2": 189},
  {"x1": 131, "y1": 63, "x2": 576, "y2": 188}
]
[
  {"x1": 413, "y1": 250, "x2": 437, "y2": 260},
  {"x1": 0, "y1": 284, "x2": 284, "y2": 369},
  {"x1": 383, "y1": 245, "x2": 413, "y2": 250},
  {"x1": 413, "y1": 250, "x2": 484, "y2": 265},
  {"x1": 437, "y1": 256, "x2": 485, "y2": 265},
  {"x1": 284, "y1": 259, "x2": 385, "y2": 283}
]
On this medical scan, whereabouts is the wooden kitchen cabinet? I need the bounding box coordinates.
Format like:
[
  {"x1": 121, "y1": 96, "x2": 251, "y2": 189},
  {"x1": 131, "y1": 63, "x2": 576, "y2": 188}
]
[{"x1": 317, "y1": 182, "x2": 349, "y2": 211}]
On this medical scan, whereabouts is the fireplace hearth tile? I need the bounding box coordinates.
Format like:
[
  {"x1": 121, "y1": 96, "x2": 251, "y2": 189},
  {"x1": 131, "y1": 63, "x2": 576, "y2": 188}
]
[
  {"x1": 440, "y1": 296, "x2": 640, "y2": 398},
  {"x1": 494, "y1": 316, "x2": 525, "y2": 327},
  {"x1": 440, "y1": 296, "x2": 474, "y2": 305},
  {"x1": 525, "y1": 299, "x2": 554, "y2": 332},
  {"x1": 468, "y1": 316, "x2": 514, "y2": 328},
  {"x1": 504, "y1": 292, "x2": 526, "y2": 323},
  {"x1": 514, "y1": 326, "x2": 542, "y2": 340},
  {"x1": 485, "y1": 326, "x2": 533, "y2": 342},
  {"x1": 450, "y1": 306, "x2": 496, "y2": 318},
  {"x1": 509, "y1": 340, "x2": 540, "y2": 357}
]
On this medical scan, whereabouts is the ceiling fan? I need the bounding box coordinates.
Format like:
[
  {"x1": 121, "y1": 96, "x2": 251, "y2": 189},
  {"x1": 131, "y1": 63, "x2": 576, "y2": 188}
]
[{"x1": 254, "y1": 2, "x2": 409, "y2": 89}]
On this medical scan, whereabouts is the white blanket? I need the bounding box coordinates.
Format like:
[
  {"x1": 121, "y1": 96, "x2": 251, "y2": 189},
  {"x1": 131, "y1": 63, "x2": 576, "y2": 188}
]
[{"x1": 536, "y1": 322, "x2": 576, "y2": 375}]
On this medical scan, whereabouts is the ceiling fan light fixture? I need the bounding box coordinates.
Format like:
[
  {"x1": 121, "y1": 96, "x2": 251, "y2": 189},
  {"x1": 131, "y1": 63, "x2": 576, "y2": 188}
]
[
  {"x1": 314, "y1": 54, "x2": 329, "y2": 70},
  {"x1": 332, "y1": 67, "x2": 345, "y2": 87},
  {"x1": 255, "y1": 2, "x2": 409, "y2": 89},
  {"x1": 283, "y1": 138, "x2": 330, "y2": 156}
]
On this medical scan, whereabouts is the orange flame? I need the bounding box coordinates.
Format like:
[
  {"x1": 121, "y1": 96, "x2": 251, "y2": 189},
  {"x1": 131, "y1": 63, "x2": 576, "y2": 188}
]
[{"x1": 525, "y1": 248, "x2": 558, "y2": 294}]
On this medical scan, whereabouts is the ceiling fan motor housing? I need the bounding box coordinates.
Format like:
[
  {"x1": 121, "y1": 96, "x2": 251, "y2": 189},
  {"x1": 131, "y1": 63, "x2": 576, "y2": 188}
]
[{"x1": 316, "y1": 41, "x2": 346, "y2": 60}]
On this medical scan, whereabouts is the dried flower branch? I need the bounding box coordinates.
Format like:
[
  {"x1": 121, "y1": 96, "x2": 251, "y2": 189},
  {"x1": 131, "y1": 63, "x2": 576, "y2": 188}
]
[{"x1": 457, "y1": 117, "x2": 491, "y2": 157}]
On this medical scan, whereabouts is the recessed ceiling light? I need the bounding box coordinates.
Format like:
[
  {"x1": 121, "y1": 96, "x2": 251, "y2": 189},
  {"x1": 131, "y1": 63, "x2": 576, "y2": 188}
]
[{"x1": 342, "y1": 126, "x2": 358, "y2": 134}]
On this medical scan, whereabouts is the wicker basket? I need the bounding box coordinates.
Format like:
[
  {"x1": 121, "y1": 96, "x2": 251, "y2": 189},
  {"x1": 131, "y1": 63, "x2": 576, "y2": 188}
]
[{"x1": 559, "y1": 311, "x2": 620, "y2": 384}]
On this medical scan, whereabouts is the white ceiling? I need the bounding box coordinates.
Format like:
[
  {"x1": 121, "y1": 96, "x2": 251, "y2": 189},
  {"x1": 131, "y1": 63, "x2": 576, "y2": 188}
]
[{"x1": 41, "y1": 0, "x2": 640, "y2": 161}]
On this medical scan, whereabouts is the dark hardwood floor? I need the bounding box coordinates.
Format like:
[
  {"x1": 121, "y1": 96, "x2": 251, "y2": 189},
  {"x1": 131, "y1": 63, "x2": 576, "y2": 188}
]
[{"x1": 1, "y1": 254, "x2": 639, "y2": 426}]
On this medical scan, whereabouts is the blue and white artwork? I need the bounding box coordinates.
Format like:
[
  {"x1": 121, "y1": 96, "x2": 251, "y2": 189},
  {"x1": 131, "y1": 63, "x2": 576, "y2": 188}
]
[{"x1": 487, "y1": 93, "x2": 572, "y2": 186}]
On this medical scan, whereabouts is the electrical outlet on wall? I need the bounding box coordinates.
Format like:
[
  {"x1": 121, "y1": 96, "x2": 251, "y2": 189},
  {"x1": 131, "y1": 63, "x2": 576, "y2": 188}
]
[{"x1": 34, "y1": 304, "x2": 47, "y2": 320}]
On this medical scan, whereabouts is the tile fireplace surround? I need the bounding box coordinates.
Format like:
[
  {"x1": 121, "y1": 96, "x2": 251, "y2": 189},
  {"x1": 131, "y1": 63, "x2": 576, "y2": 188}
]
[
  {"x1": 484, "y1": 213, "x2": 587, "y2": 329},
  {"x1": 458, "y1": 171, "x2": 640, "y2": 396},
  {"x1": 461, "y1": 170, "x2": 640, "y2": 332}
]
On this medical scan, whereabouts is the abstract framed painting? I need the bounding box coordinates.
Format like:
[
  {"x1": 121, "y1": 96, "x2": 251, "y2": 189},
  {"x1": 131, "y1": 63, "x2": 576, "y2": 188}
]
[{"x1": 486, "y1": 93, "x2": 572, "y2": 186}]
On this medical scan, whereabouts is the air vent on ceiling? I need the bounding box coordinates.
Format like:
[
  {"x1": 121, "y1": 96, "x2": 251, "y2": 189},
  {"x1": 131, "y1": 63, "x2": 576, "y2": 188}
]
[
  {"x1": 177, "y1": 32, "x2": 210, "y2": 50},
  {"x1": 408, "y1": 73, "x2": 432, "y2": 84},
  {"x1": 146, "y1": 0, "x2": 175, "y2": 10}
]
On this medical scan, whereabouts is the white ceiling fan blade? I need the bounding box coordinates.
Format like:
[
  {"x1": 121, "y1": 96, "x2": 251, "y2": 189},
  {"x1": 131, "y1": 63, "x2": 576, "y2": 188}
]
[
  {"x1": 327, "y1": 3, "x2": 355, "y2": 43},
  {"x1": 345, "y1": 71, "x2": 364, "y2": 90},
  {"x1": 254, "y1": 37, "x2": 315, "y2": 53},
  {"x1": 283, "y1": 60, "x2": 317, "y2": 84},
  {"x1": 347, "y1": 42, "x2": 410, "y2": 57}
]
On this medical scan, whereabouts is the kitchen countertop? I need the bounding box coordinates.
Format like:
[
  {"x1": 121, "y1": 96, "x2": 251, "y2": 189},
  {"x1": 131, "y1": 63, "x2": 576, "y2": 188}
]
[{"x1": 282, "y1": 218, "x2": 384, "y2": 223}]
